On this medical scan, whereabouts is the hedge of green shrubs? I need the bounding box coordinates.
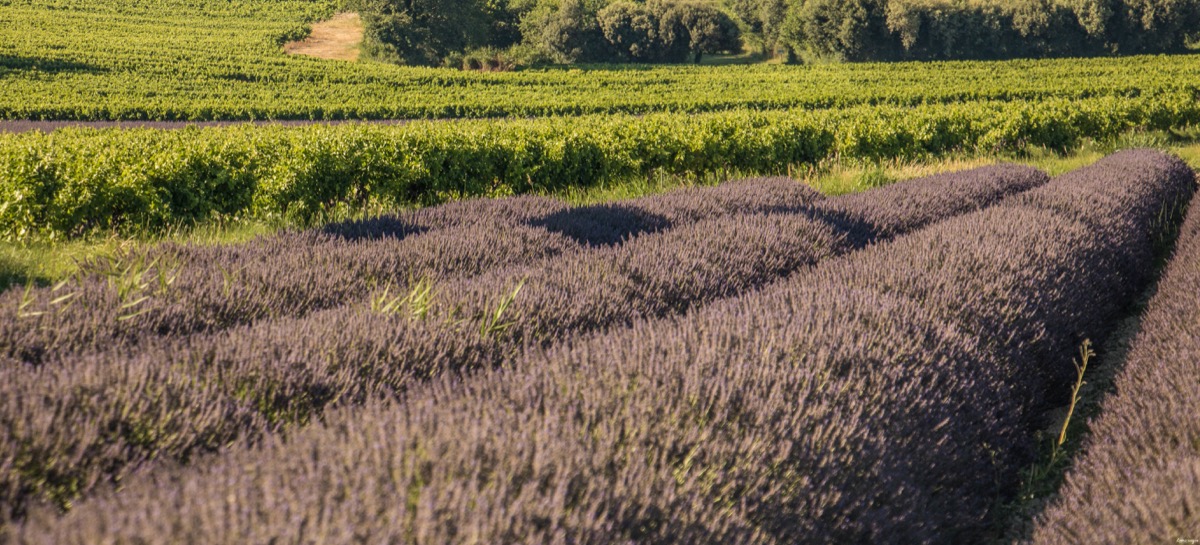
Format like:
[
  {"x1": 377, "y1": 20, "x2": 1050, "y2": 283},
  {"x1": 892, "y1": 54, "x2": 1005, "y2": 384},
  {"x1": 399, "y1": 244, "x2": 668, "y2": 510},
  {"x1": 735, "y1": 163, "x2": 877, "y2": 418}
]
[{"x1": 1, "y1": 92, "x2": 1195, "y2": 239}]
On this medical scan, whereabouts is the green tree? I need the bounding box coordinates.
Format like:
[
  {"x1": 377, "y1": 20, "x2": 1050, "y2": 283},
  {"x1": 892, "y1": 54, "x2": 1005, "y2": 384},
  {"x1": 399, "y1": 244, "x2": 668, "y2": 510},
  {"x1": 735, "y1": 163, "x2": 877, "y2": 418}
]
[
  {"x1": 655, "y1": 1, "x2": 742, "y2": 62},
  {"x1": 731, "y1": 0, "x2": 789, "y2": 55},
  {"x1": 1114, "y1": 0, "x2": 1200, "y2": 52},
  {"x1": 358, "y1": 0, "x2": 491, "y2": 65},
  {"x1": 782, "y1": 0, "x2": 893, "y2": 61},
  {"x1": 1059, "y1": 0, "x2": 1115, "y2": 39},
  {"x1": 522, "y1": 0, "x2": 614, "y2": 61},
  {"x1": 597, "y1": 2, "x2": 661, "y2": 60},
  {"x1": 485, "y1": 0, "x2": 526, "y2": 48}
]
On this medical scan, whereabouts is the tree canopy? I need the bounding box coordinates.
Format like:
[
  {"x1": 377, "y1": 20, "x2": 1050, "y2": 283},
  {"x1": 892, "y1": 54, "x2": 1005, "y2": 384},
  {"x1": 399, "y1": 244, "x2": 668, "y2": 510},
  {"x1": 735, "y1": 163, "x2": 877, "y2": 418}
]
[{"x1": 354, "y1": 0, "x2": 1200, "y2": 66}]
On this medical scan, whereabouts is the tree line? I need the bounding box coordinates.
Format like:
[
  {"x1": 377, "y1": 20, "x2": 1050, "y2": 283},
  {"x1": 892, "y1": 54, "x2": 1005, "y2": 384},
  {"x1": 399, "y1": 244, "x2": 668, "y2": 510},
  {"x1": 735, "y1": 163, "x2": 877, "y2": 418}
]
[{"x1": 348, "y1": 0, "x2": 1200, "y2": 67}]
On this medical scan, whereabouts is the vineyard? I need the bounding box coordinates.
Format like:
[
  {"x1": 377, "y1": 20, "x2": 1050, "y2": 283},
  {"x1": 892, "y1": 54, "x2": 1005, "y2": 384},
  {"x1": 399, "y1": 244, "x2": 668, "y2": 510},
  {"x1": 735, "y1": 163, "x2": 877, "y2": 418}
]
[
  {"x1": 0, "y1": 150, "x2": 1195, "y2": 543},
  {"x1": 5, "y1": 0, "x2": 1200, "y2": 239},
  {"x1": 4, "y1": 93, "x2": 1200, "y2": 239},
  {"x1": 1, "y1": 0, "x2": 1200, "y2": 121}
]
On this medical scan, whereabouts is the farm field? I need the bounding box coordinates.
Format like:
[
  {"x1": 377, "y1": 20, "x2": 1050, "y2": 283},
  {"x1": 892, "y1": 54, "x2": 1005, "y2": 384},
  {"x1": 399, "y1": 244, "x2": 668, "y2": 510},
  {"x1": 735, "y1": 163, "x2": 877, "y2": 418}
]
[
  {"x1": 1, "y1": 0, "x2": 1200, "y2": 122},
  {"x1": 4, "y1": 0, "x2": 1200, "y2": 542},
  {"x1": 6, "y1": 96, "x2": 1200, "y2": 241},
  {"x1": 5, "y1": 1, "x2": 1200, "y2": 240},
  {"x1": 1, "y1": 149, "x2": 1196, "y2": 543},
  {"x1": 4, "y1": 139, "x2": 1198, "y2": 292},
  {"x1": 1030, "y1": 161, "x2": 1200, "y2": 545}
]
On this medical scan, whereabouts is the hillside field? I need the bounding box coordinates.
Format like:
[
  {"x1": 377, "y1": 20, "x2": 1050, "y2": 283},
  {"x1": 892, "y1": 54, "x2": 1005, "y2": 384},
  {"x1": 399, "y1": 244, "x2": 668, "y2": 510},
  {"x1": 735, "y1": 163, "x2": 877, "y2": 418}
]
[
  {"x1": 2, "y1": 0, "x2": 1200, "y2": 122},
  {"x1": 4, "y1": 0, "x2": 1200, "y2": 240},
  {"x1": 3, "y1": 0, "x2": 1200, "y2": 543}
]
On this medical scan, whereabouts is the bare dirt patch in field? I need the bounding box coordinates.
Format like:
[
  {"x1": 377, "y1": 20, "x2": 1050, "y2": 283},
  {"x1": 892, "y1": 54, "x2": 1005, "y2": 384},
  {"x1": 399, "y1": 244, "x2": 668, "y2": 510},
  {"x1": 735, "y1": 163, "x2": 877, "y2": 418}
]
[{"x1": 284, "y1": 12, "x2": 363, "y2": 62}]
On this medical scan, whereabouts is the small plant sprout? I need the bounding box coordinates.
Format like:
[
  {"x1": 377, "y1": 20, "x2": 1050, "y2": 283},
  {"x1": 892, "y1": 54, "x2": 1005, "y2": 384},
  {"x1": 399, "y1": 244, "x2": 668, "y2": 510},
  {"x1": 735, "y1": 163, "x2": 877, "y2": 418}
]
[
  {"x1": 17, "y1": 283, "x2": 44, "y2": 319},
  {"x1": 154, "y1": 263, "x2": 178, "y2": 296},
  {"x1": 218, "y1": 264, "x2": 237, "y2": 298},
  {"x1": 1056, "y1": 338, "x2": 1094, "y2": 454},
  {"x1": 88, "y1": 250, "x2": 179, "y2": 321},
  {"x1": 370, "y1": 277, "x2": 436, "y2": 319},
  {"x1": 17, "y1": 279, "x2": 81, "y2": 319},
  {"x1": 406, "y1": 278, "x2": 435, "y2": 320},
  {"x1": 49, "y1": 279, "x2": 78, "y2": 314},
  {"x1": 1019, "y1": 339, "x2": 1098, "y2": 501},
  {"x1": 479, "y1": 278, "x2": 526, "y2": 339},
  {"x1": 369, "y1": 285, "x2": 402, "y2": 315}
]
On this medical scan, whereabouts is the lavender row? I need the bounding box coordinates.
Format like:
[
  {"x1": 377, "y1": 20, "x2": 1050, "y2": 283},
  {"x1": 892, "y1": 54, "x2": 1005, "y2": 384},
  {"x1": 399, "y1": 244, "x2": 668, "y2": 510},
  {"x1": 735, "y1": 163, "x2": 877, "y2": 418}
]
[
  {"x1": 0, "y1": 165, "x2": 1043, "y2": 519},
  {"x1": 0, "y1": 220, "x2": 571, "y2": 365},
  {"x1": 429, "y1": 165, "x2": 1049, "y2": 346},
  {"x1": 326, "y1": 174, "x2": 826, "y2": 244},
  {"x1": 0, "y1": 178, "x2": 822, "y2": 366},
  {"x1": 1029, "y1": 176, "x2": 1200, "y2": 544},
  {"x1": 0, "y1": 207, "x2": 840, "y2": 519},
  {"x1": 13, "y1": 151, "x2": 1190, "y2": 542}
]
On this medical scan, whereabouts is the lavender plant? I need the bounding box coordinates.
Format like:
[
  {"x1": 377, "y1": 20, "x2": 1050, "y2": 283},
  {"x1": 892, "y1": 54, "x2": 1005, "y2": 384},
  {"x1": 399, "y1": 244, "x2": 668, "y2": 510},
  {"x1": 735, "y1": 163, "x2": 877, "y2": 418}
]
[
  {"x1": 1029, "y1": 168, "x2": 1200, "y2": 545},
  {"x1": 17, "y1": 153, "x2": 1187, "y2": 542},
  {"x1": 0, "y1": 180, "x2": 823, "y2": 365},
  {"x1": 0, "y1": 165, "x2": 1045, "y2": 520}
]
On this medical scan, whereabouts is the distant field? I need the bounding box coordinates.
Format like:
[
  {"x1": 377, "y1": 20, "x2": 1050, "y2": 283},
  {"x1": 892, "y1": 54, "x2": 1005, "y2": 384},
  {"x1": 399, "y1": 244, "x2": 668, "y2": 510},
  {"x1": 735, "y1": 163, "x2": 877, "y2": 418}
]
[
  {"x1": 4, "y1": 0, "x2": 1200, "y2": 241},
  {"x1": 4, "y1": 95, "x2": 1197, "y2": 240},
  {"x1": 3, "y1": 0, "x2": 1200, "y2": 121}
]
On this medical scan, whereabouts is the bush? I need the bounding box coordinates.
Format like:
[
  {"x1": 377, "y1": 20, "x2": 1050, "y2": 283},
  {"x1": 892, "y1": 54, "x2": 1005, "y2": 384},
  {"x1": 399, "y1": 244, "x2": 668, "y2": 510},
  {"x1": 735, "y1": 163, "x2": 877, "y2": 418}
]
[
  {"x1": 597, "y1": 2, "x2": 661, "y2": 61},
  {"x1": 13, "y1": 152, "x2": 1187, "y2": 543},
  {"x1": 779, "y1": 0, "x2": 1200, "y2": 61},
  {"x1": 3, "y1": 93, "x2": 1197, "y2": 241},
  {"x1": 1030, "y1": 157, "x2": 1200, "y2": 545},
  {"x1": 356, "y1": 0, "x2": 492, "y2": 66},
  {"x1": 653, "y1": 1, "x2": 742, "y2": 63},
  {"x1": 0, "y1": 166, "x2": 1043, "y2": 520}
]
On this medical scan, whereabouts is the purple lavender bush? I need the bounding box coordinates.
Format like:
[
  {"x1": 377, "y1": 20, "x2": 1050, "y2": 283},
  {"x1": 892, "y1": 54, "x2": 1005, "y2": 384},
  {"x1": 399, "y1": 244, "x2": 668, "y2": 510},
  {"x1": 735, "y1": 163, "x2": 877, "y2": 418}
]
[
  {"x1": 11, "y1": 153, "x2": 1184, "y2": 543},
  {"x1": 0, "y1": 222, "x2": 577, "y2": 364},
  {"x1": 0, "y1": 165, "x2": 1044, "y2": 521},
  {"x1": 1029, "y1": 169, "x2": 1200, "y2": 545},
  {"x1": 433, "y1": 165, "x2": 1047, "y2": 345},
  {"x1": 533, "y1": 176, "x2": 823, "y2": 245},
  {"x1": 0, "y1": 181, "x2": 821, "y2": 365}
]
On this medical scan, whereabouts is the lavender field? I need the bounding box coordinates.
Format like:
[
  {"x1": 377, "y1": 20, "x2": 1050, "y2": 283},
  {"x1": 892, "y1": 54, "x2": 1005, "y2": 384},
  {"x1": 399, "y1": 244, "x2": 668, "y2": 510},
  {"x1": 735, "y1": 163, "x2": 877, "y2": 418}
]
[{"x1": 2, "y1": 150, "x2": 1197, "y2": 543}]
